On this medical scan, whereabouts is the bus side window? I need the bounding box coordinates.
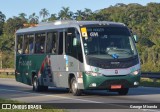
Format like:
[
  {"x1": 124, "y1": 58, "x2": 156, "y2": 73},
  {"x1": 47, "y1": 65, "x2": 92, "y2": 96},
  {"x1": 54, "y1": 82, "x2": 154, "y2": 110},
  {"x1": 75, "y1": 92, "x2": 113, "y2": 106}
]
[
  {"x1": 65, "y1": 28, "x2": 76, "y2": 56},
  {"x1": 35, "y1": 33, "x2": 45, "y2": 54},
  {"x1": 23, "y1": 34, "x2": 34, "y2": 54},
  {"x1": 17, "y1": 35, "x2": 23, "y2": 54},
  {"x1": 29, "y1": 35, "x2": 34, "y2": 54},
  {"x1": 58, "y1": 32, "x2": 63, "y2": 55},
  {"x1": 23, "y1": 35, "x2": 29, "y2": 54},
  {"x1": 46, "y1": 32, "x2": 57, "y2": 54}
]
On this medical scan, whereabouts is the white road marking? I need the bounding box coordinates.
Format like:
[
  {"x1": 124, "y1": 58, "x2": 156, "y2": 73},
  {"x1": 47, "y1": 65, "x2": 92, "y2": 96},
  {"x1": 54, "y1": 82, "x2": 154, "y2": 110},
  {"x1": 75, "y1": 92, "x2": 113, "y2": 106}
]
[
  {"x1": 0, "y1": 88, "x2": 103, "y2": 103},
  {"x1": 142, "y1": 109, "x2": 160, "y2": 112},
  {"x1": 0, "y1": 89, "x2": 160, "y2": 111}
]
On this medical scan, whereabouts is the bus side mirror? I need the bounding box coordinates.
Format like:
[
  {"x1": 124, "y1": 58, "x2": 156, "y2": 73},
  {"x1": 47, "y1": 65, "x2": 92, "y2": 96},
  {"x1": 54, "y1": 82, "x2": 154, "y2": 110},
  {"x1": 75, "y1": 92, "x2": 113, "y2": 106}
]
[
  {"x1": 73, "y1": 38, "x2": 78, "y2": 46},
  {"x1": 133, "y1": 35, "x2": 138, "y2": 43}
]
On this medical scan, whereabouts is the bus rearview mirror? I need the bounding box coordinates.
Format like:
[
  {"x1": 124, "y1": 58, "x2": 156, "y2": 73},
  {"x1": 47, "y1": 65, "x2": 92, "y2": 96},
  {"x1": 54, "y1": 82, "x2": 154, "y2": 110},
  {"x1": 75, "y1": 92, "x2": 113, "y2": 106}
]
[
  {"x1": 73, "y1": 38, "x2": 77, "y2": 46},
  {"x1": 133, "y1": 35, "x2": 138, "y2": 43}
]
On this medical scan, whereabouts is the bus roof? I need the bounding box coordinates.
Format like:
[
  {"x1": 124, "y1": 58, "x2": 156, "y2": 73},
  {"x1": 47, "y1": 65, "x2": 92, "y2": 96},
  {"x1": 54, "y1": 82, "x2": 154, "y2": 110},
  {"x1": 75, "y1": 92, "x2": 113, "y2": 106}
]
[{"x1": 16, "y1": 20, "x2": 125, "y2": 34}]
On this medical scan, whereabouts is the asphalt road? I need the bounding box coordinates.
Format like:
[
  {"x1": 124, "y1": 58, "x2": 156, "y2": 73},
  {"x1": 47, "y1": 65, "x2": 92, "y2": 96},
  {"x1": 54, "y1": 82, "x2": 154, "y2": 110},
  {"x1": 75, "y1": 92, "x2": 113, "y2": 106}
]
[{"x1": 0, "y1": 78, "x2": 160, "y2": 112}]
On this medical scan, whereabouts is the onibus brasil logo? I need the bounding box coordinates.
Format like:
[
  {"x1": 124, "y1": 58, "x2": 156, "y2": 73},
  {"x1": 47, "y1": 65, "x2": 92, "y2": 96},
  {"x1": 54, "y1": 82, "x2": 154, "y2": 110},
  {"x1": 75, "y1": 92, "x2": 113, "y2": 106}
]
[{"x1": 1, "y1": 104, "x2": 42, "y2": 109}]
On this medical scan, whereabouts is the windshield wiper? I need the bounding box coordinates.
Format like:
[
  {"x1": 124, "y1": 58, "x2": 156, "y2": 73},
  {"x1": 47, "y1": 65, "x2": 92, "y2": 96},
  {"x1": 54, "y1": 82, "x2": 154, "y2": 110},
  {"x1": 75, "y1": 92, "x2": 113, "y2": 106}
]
[
  {"x1": 108, "y1": 48, "x2": 131, "y2": 54},
  {"x1": 106, "y1": 53, "x2": 119, "y2": 59},
  {"x1": 116, "y1": 49, "x2": 131, "y2": 54}
]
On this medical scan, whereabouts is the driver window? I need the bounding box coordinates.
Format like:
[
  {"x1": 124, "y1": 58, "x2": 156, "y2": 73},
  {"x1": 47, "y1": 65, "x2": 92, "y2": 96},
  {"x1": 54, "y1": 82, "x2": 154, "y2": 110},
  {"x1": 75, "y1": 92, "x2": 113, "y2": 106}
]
[{"x1": 65, "y1": 28, "x2": 83, "y2": 62}]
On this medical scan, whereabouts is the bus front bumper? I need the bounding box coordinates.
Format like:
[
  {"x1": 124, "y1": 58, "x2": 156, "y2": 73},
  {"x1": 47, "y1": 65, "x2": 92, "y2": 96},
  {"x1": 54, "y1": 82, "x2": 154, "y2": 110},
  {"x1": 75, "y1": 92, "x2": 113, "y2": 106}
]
[{"x1": 83, "y1": 72, "x2": 140, "y2": 90}]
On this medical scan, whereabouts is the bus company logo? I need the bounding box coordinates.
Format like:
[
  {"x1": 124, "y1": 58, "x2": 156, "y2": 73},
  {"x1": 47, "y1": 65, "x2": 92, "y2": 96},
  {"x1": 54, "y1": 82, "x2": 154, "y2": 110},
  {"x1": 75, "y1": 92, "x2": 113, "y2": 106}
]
[
  {"x1": 111, "y1": 62, "x2": 120, "y2": 65},
  {"x1": 115, "y1": 70, "x2": 118, "y2": 74},
  {"x1": 90, "y1": 32, "x2": 99, "y2": 37},
  {"x1": 18, "y1": 57, "x2": 32, "y2": 68},
  {"x1": 2, "y1": 104, "x2": 11, "y2": 109}
]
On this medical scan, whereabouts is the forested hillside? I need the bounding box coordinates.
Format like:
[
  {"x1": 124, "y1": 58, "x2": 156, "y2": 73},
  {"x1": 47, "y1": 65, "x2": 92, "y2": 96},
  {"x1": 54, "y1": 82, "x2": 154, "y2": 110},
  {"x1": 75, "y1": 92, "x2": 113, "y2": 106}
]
[{"x1": 0, "y1": 2, "x2": 160, "y2": 71}]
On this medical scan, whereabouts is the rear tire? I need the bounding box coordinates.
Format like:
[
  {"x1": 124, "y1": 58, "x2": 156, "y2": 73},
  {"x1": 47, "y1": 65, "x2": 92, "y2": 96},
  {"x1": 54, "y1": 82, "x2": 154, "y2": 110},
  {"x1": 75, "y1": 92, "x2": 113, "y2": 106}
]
[
  {"x1": 118, "y1": 88, "x2": 129, "y2": 95},
  {"x1": 70, "y1": 77, "x2": 82, "y2": 96},
  {"x1": 42, "y1": 86, "x2": 48, "y2": 91},
  {"x1": 33, "y1": 76, "x2": 41, "y2": 92},
  {"x1": 33, "y1": 76, "x2": 48, "y2": 92}
]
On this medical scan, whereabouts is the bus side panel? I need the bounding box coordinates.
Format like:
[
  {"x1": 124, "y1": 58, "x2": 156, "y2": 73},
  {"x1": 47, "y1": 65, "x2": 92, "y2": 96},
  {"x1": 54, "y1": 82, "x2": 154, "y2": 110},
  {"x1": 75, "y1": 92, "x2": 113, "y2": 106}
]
[
  {"x1": 16, "y1": 55, "x2": 28, "y2": 84},
  {"x1": 50, "y1": 55, "x2": 67, "y2": 88},
  {"x1": 50, "y1": 55, "x2": 80, "y2": 88},
  {"x1": 15, "y1": 54, "x2": 46, "y2": 85}
]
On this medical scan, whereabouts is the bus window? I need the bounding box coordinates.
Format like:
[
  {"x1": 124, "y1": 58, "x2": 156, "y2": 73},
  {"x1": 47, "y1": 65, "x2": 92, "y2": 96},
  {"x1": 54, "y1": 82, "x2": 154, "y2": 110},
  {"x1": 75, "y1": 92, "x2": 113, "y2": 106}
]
[
  {"x1": 65, "y1": 28, "x2": 83, "y2": 62},
  {"x1": 23, "y1": 34, "x2": 34, "y2": 54},
  {"x1": 35, "y1": 33, "x2": 46, "y2": 54},
  {"x1": 17, "y1": 35, "x2": 23, "y2": 54},
  {"x1": 58, "y1": 32, "x2": 63, "y2": 55},
  {"x1": 46, "y1": 32, "x2": 57, "y2": 54},
  {"x1": 76, "y1": 30, "x2": 83, "y2": 62},
  {"x1": 65, "y1": 28, "x2": 76, "y2": 56}
]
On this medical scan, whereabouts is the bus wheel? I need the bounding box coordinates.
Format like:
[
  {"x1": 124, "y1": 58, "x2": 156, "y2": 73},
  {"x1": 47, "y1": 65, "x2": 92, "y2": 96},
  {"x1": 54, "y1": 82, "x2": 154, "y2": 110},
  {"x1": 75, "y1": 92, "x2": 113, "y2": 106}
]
[
  {"x1": 71, "y1": 77, "x2": 82, "y2": 96},
  {"x1": 42, "y1": 86, "x2": 48, "y2": 91},
  {"x1": 118, "y1": 88, "x2": 129, "y2": 95},
  {"x1": 33, "y1": 76, "x2": 41, "y2": 92}
]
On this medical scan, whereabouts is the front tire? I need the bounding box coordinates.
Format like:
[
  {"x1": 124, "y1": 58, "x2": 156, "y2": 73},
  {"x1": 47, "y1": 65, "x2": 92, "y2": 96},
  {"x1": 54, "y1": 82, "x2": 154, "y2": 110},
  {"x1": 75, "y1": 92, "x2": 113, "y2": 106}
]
[{"x1": 70, "y1": 77, "x2": 82, "y2": 96}]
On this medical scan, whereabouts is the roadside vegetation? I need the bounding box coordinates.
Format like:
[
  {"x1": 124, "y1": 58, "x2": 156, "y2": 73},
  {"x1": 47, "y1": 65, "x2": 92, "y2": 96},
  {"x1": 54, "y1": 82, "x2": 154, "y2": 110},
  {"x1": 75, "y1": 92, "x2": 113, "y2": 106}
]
[
  {"x1": 0, "y1": 2, "x2": 160, "y2": 72},
  {"x1": 140, "y1": 78, "x2": 160, "y2": 87},
  {"x1": 0, "y1": 73, "x2": 15, "y2": 78}
]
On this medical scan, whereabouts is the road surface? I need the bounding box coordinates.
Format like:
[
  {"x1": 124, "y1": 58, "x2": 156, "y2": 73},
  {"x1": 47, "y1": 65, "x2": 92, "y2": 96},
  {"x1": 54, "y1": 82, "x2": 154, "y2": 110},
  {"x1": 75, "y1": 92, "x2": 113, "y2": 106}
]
[{"x1": 0, "y1": 78, "x2": 160, "y2": 112}]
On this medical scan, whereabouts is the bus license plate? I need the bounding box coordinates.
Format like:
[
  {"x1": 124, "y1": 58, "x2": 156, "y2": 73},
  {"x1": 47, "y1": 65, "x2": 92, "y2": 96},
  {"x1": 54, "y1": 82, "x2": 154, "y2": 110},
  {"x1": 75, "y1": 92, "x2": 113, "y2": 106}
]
[{"x1": 111, "y1": 85, "x2": 122, "y2": 89}]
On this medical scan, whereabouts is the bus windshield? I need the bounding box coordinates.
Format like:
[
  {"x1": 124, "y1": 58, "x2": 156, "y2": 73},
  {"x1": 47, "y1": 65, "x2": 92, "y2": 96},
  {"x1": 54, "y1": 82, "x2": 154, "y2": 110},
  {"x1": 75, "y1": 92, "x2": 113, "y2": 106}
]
[{"x1": 81, "y1": 26, "x2": 137, "y2": 59}]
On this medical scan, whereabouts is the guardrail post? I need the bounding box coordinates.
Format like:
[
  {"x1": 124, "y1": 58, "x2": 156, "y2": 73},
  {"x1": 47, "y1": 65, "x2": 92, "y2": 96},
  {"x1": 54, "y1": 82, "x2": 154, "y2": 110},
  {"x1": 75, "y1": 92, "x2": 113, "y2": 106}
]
[{"x1": 153, "y1": 78, "x2": 157, "y2": 85}]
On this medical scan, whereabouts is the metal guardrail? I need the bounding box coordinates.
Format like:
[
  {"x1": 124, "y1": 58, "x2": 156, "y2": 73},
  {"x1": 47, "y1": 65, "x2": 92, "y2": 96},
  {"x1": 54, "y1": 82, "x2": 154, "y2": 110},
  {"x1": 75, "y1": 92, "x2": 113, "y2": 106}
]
[
  {"x1": 0, "y1": 68, "x2": 15, "y2": 75},
  {"x1": 141, "y1": 72, "x2": 160, "y2": 79},
  {"x1": 0, "y1": 69, "x2": 160, "y2": 79}
]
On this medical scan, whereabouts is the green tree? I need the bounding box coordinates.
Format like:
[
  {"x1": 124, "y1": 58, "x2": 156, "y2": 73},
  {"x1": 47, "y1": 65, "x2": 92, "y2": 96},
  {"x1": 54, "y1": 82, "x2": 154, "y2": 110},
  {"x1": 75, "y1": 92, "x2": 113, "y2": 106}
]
[
  {"x1": 0, "y1": 16, "x2": 25, "y2": 68},
  {"x1": 39, "y1": 8, "x2": 50, "y2": 22},
  {"x1": 83, "y1": 8, "x2": 93, "y2": 20},
  {"x1": 29, "y1": 13, "x2": 39, "y2": 24},
  {"x1": 75, "y1": 10, "x2": 84, "y2": 20},
  {"x1": 48, "y1": 14, "x2": 57, "y2": 21},
  {"x1": 3, "y1": 17, "x2": 24, "y2": 35},
  {"x1": 0, "y1": 11, "x2": 6, "y2": 35},
  {"x1": 18, "y1": 13, "x2": 27, "y2": 22},
  {"x1": 58, "y1": 7, "x2": 73, "y2": 19}
]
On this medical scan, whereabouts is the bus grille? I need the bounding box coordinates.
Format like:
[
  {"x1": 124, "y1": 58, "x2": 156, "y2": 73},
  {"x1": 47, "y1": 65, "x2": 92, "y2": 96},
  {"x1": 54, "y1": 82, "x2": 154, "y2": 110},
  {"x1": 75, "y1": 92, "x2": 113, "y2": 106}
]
[{"x1": 86, "y1": 55, "x2": 139, "y2": 69}]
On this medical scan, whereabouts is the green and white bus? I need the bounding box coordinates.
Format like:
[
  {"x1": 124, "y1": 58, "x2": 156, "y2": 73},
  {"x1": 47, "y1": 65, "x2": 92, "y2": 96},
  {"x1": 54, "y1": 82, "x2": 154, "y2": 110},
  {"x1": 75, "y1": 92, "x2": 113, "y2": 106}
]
[{"x1": 15, "y1": 20, "x2": 141, "y2": 96}]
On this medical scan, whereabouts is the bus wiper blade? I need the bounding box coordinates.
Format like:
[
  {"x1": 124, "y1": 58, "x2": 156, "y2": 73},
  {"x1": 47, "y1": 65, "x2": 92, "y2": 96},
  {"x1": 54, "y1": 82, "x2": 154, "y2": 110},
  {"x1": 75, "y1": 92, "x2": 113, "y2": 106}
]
[
  {"x1": 111, "y1": 48, "x2": 131, "y2": 54},
  {"x1": 107, "y1": 53, "x2": 119, "y2": 59}
]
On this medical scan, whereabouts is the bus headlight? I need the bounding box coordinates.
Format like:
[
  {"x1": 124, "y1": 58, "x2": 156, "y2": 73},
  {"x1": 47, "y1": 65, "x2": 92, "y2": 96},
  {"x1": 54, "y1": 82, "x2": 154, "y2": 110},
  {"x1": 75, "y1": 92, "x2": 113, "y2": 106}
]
[
  {"x1": 85, "y1": 71, "x2": 102, "y2": 76},
  {"x1": 131, "y1": 70, "x2": 140, "y2": 76}
]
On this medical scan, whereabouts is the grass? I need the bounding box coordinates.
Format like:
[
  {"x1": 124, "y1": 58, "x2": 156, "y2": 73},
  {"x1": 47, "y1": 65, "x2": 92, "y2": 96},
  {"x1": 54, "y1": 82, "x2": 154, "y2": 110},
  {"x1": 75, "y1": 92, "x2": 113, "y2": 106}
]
[
  {"x1": 0, "y1": 73, "x2": 15, "y2": 78},
  {"x1": 0, "y1": 98, "x2": 65, "y2": 112},
  {"x1": 0, "y1": 98, "x2": 20, "y2": 103},
  {"x1": 140, "y1": 78, "x2": 160, "y2": 87}
]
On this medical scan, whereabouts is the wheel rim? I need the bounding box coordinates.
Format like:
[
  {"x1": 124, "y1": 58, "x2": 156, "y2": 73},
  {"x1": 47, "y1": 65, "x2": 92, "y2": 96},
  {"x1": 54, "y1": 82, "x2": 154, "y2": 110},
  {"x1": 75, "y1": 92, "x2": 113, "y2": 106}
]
[
  {"x1": 72, "y1": 79, "x2": 77, "y2": 93},
  {"x1": 33, "y1": 77, "x2": 37, "y2": 90}
]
